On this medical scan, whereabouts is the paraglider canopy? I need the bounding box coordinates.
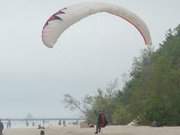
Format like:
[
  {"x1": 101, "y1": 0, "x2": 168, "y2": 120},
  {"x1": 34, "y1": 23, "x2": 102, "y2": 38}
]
[{"x1": 42, "y1": 2, "x2": 152, "y2": 48}]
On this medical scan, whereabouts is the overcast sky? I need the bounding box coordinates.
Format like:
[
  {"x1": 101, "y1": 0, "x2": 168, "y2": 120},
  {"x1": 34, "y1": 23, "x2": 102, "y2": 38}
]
[{"x1": 0, "y1": 0, "x2": 180, "y2": 118}]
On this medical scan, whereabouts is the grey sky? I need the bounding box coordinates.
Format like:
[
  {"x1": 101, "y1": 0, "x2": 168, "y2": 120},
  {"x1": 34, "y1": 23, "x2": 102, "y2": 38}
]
[{"x1": 0, "y1": 0, "x2": 180, "y2": 118}]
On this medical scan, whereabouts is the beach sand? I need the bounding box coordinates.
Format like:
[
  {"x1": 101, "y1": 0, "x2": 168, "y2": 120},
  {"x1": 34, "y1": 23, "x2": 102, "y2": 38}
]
[{"x1": 3, "y1": 125, "x2": 180, "y2": 135}]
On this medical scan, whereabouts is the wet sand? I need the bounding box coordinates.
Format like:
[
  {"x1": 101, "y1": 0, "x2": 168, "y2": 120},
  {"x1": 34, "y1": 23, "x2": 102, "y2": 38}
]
[{"x1": 3, "y1": 125, "x2": 180, "y2": 135}]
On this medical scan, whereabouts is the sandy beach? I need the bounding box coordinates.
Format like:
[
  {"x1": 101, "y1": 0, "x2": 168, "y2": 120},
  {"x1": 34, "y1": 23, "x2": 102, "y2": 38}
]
[{"x1": 3, "y1": 125, "x2": 180, "y2": 135}]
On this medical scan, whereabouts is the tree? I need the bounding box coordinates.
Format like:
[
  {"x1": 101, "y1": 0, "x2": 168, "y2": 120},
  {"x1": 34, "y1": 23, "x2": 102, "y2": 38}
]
[
  {"x1": 64, "y1": 94, "x2": 89, "y2": 114},
  {"x1": 64, "y1": 24, "x2": 180, "y2": 126}
]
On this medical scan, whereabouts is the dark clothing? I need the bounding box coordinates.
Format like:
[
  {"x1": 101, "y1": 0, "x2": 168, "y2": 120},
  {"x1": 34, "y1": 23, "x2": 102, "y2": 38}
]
[
  {"x1": 98, "y1": 112, "x2": 108, "y2": 128},
  {"x1": 95, "y1": 112, "x2": 108, "y2": 134},
  {"x1": 0, "y1": 121, "x2": 4, "y2": 135},
  {"x1": 40, "y1": 130, "x2": 45, "y2": 135}
]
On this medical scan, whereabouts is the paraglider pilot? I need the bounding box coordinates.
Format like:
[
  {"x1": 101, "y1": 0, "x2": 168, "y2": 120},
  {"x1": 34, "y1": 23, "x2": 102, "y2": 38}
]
[{"x1": 95, "y1": 111, "x2": 108, "y2": 134}]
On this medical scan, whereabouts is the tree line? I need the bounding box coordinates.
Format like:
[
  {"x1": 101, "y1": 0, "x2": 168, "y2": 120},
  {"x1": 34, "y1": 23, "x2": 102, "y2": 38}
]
[{"x1": 64, "y1": 24, "x2": 180, "y2": 126}]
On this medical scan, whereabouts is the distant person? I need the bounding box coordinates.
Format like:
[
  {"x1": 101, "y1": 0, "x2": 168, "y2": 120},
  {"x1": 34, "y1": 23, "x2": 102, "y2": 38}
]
[
  {"x1": 58, "y1": 120, "x2": 61, "y2": 126},
  {"x1": 95, "y1": 111, "x2": 108, "y2": 134},
  {"x1": 32, "y1": 121, "x2": 35, "y2": 127},
  {"x1": 0, "y1": 120, "x2": 4, "y2": 135},
  {"x1": 26, "y1": 121, "x2": 29, "y2": 127},
  {"x1": 63, "y1": 120, "x2": 66, "y2": 127},
  {"x1": 42, "y1": 120, "x2": 45, "y2": 127},
  {"x1": 40, "y1": 130, "x2": 45, "y2": 135},
  {"x1": 38, "y1": 124, "x2": 41, "y2": 129},
  {"x1": 7, "y1": 120, "x2": 11, "y2": 128},
  {"x1": 38, "y1": 124, "x2": 45, "y2": 129}
]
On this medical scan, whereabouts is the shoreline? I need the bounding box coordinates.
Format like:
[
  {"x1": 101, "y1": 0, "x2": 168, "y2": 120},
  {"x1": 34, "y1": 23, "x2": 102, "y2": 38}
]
[{"x1": 3, "y1": 125, "x2": 180, "y2": 135}]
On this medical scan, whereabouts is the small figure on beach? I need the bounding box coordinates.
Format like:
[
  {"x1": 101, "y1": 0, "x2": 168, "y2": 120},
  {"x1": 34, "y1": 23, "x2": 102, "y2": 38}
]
[
  {"x1": 32, "y1": 121, "x2": 35, "y2": 127},
  {"x1": 38, "y1": 124, "x2": 45, "y2": 129},
  {"x1": 95, "y1": 111, "x2": 108, "y2": 134},
  {"x1": 7, "y1": 119, "x2": 11, "y2": 128},
  {"x1": 63, "y1": 120, "x2": 66, "y2": 127},
  {"x1": 0, "y1": 120, "x2": 4, "y2": 135},
  {"x1": 26, "y1": 121, "x2": 29, "y2": 127},
  {"x1": 40, "y1": 130, "x2": 45, "y2": 135},
  {"x1": 58, "y1": 120, "x2": 61, "y2": 126}
]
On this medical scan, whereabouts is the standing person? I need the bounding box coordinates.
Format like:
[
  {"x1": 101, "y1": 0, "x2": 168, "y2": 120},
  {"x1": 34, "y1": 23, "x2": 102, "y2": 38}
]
[
  {"x1": 0, "y1": 120, "x2": 4, "y2": 135},
  {"x1": 63, "y1": 120, "x2": 66, "y2": 127},
  {"x1": 58, "y1": 120, "x2": 61, "y2": 126},
  {"x1": 26, "y1": 120, "x2": 29, "y2": 127},
  {"x1": 95, "y1": 111, "x2": 108, "y2": 134},
  {"x1": 7, "y1": 119, "x2": 11, "y2": 128}
]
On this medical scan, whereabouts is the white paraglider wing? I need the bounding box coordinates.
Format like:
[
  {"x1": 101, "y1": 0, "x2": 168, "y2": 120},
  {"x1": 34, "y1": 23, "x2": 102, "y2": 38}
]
[{"x1": 42, "y1": 2, "x2": 152, "y2": 48}]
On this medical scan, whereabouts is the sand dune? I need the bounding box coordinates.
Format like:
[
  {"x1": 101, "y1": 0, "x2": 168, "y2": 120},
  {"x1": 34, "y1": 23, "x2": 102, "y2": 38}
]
[{"x1": 3, "y1": 125, "x2": 180, "y2": 135}]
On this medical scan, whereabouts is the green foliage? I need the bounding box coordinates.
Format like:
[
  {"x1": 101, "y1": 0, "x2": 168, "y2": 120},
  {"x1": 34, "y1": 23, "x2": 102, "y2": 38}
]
[
  {"x1": 64, "y1": 24, "x2": 180, "y2": 126},
  {"x1": 88, "y1": 88, "x2": 117, "y2": 124},
  {"x1": 122, "y1": 24, "x2": 180, "y2": 125},
  {"x1": 112, "y1": 104, "x2": 132, "y2": 125}
]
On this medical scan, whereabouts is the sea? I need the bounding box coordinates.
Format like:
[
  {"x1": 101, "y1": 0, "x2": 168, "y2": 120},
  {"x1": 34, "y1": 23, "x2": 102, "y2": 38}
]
[{"x1": 2, "y1": 119, "x2": 80, "y2": 128}]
